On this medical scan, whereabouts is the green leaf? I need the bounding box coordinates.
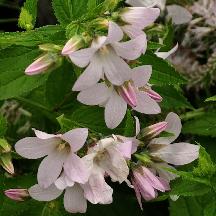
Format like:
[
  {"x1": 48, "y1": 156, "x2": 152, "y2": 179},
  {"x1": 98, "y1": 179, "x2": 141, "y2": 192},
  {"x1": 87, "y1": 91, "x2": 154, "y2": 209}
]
[
  {"x1": 18, "y1": 0, "x2": 38, "y2": 30},
  {"x1": 0, "y1": 46, "x2": 49, "y2": 100},
  {"x1": 204, "y1": 200, "x2": 216, "y2": 216},
  {"x1": 139, "y1": 52, "x2": 186, "y2": 85},
  {"x1": 45, "y1": 60, "x2": 76, "y2": 108},
  {"x1": 182, "y1": 112, "x2": 216, "y2": 137},
  {"x1": 0, "y1": 25, "x2": 66, "y2": 47},
  {"x1": 52, "y1": 0, "x2": 87, "y2": 25},
  {"x1": 124, "y1": 110, "x2": 135, "y2": 137},
  {"x1": 154, "y1": 85, "x2": 193, "y2": 110},
  {"x1": 0, "y1": 115, "x2": 7, "y2": 137},
  {"x1": 57, "y1": 106, "x2": 124, "y2": 135},
  {"x1": 205, "y1": 95, "x2": 216, "y2": 102}
]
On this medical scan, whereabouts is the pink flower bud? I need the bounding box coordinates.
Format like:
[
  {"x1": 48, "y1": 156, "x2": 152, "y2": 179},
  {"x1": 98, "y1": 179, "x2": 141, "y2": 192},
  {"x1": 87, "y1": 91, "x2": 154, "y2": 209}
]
[
  {"x1": 0, "y1": 153, "x2": 14, "y2": 175},
  {"x1": 4, "y1": 189, "x2": 29, "y2": 201},
  {"x1": 117, "y1": 82, "x2": 137, "y2": 107},
  {"x1": 25, "y1": 53, "x2": 58, "y2": 75},
  {"x1": 62, "y1": 36, "x2": 83, "y2": 55},
  {"x1": 141, "y1": 121, "x2": 168, "y2": 139},
  {"x1": 145, "y1": 88, "x2": 162, "y2": 102}
]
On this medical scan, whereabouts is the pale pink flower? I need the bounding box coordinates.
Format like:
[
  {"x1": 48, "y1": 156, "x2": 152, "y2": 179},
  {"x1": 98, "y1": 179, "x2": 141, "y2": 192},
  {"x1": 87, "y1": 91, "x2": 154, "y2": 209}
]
[
  {"x1": 77, "y1": 65, "x2": 161, "y2": 129},
  {"x1": 29, "y1": 170, "x2": 113, "y2": 213},
  {"x1": 83, "y1": 137, "x2": 130, "y2": 183},
  {"x1": 126, "y1": 0, "x2": 166, "y2": 10},
  {"x1": 132, "y1": 166, "x2": 170, "y2": 209},
  {"x1": 70, "y1": 21, "x2": 147, "y2": 91},
  {"x1": 15, "y1": 128, "x2": 89, "y2": 188},
  {"x1": 149, "y1": 112, "x2": 200, "y2": 165},
  {"x1": 25, "y1": 53, "x2": 58, "y2": 75},
  {"x1": 29, "y1": 182, "x2": 87, "y2": 214},
  {"x1": 4, "y1": 189, "x2": 29, "y2": 202},
  {"x1": 120, "y1": 7, "x2": 160, "y2": 38}
]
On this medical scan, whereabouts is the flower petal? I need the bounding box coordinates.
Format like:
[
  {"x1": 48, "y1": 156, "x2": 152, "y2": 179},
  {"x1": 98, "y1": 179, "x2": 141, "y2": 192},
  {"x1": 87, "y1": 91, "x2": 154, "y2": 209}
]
[
  {"x1": 64, "y1": 153, "x2": 89, "y2": 184},
  {"x1": 107, "y1": 21, "x2": 124, "y2": 43},
  {"x1": 62, "y1": 128, "x2": 88, "y2": 152},
  {"x1": 133, "y1": 91, "x2": 161, "y2": 114},
  {"x1": 69, "y1": 48, "x2": 96, "y2": 68},
  {"x1": 155, "y1": 44, "x2": 178, "y2": 59},
  {"x1": 64, "y1": 184, "x2": 87, "y2": 213},
  {"x1": 32, "y1": 128, "x2": 61, "y2": 139},
  {"x1": 105, "y1": 91, "x2": 127, "y2": 129},
  {"x1": 153, "y1": 143, "x2": 200, "y2": 165},
  {"x1": 135, "y1": 116, "x2": 141, "y2": 136},
  {"x1": 77, "y1": 83, "x2": 110, "y2": 105},
  {"x1": 132, "y1": 65, "x2": 152, "y2": 87},
  {"x1": 131, "y1": 178, "x2": 143, "y2": 210},
  {"x1": 28, "y1": 184, "x2": 63, "y2": 201},
  {"x1": 102, "y1": 49, "x2": 131, "y2": 85},
  {"x1": 121, "y1": 25, "x2": 145, "y2": 39},
  {"x1": 113, "y1": 34, "x2": 147, "y2": 60},
  {"x1": 117, "y1": 140, "x2": 133, "y2": 159},
  {"x1": 72, "y1": 56, "x2": 103, "y2": 91},
  {"x1": 99, "y1": 145, "x2": 129, "y2": 183},
  {"x1": 15, "y1": 137, "x2": 59, "y2": 159},
  {"x1": 37, "y1": 151, "x2": 66, "y2": 188},
  {"x1": 55, "y1": 173, "x2": 75, "y2": 190},
  {"x1": 82, "y1": 166, "x2": 113, "y2": 204}
]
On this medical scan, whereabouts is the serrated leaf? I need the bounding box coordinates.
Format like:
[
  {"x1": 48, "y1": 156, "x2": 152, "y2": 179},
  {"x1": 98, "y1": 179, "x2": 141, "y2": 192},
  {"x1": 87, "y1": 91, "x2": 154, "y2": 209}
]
[
  {"x1": 182, "y1": 112, "x2": 216, "y2": 137},
  {"x1": 0, "y1": 46, "x2": 49, "y2": 100},
  {"x1": 154, "y1": 85, "x2": 193, "y2": 110},
  {"x1": 18, "y1": 0, "x2": 38, "y2": 30},
  {"x1": 204, "y1": 200, "x2": 216, "y2": 216},
  {"x1": 139, "y1": 52, "x2": 186, "y2": 85},
  {"x1": 52, "y1": 0, "x2": 87, "y2": 25},
  {"x1": 45, "y1": 60, "x2": 76, "y2": 108},
  {"x1": 0, "y1": 25, "x2": 65, "y2": 47},
  {"x1": 57, "y1": 106, "x2": 125, "y2": 135}
]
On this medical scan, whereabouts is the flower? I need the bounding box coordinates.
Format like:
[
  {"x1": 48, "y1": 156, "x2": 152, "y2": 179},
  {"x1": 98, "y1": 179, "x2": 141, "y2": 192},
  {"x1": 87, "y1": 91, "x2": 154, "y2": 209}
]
[
  {"x1": 120, "y1": 7, "x2": 160, "y2": 38},
  {"x1": 149, "y1": 112, "x2": 200, "y2": 165},
  {"x1": 126, "y1": 0, "x2": 166, "y2": 10},
  {"x1": 15, "y1": 128, "x2": 89, "y2": 188},
  {"x1": 25, "y1": 53, "x2": 59, "y2": 75},
  {"x1": 70, "y1": 21, "x2": 147, "y2": 90},
  {"x1": 62, "y1": 36, "x2": 84, "y2": 55},
  {"x1": 77, "y1": 65, "x2": 161, "y2": 128},
  {"x1": 4, "y1": 189, "x2": 29, "y2": 202},
  {"x1": 155, "y1": 44, "x2": 178, "y2": 59},
  {"x1": 83, "y1": 137, "x2": 130, "y2": 183},
  {"x1": 29, "y1": 170, "x2": 113, "y2": 213},
  {"x1": 132, "y1": 166, "x2": 170, "y2": 209}
]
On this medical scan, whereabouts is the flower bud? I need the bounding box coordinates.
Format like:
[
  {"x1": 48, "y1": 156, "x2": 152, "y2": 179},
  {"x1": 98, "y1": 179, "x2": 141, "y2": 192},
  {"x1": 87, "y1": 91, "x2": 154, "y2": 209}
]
[
  {"x1": 117, "y1": 82, "x2": 137, "y2": 107},
  {"x1": 62, "y1": 36, "x2": 84, "y2": 55},
  {"x1": 145, "y1": 88, "x2": 162, "y2": 102},
  {"x1": 0, "y1": 153, "x2": 14, "y2": 175},
  {"x1": 90, "y1": 18, "x2": 109, "y2": 31},
  {"x1": 4, "y1": 189, "x2": 29, "y2": 201},
  {"x1": 140, "y1": 121, "x2": 168, "y2": 139},
  {"x1": 25, "y1": 53, "x2": 59, "y2": 75},
  {"x1": 39, "y1": 43, "x2": 62, "y2": 52}
]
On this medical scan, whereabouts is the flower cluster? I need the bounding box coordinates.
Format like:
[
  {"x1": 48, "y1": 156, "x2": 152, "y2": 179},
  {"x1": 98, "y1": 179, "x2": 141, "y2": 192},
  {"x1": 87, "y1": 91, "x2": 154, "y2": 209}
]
[
  {"x1": 5, "y1": 0, "x2": 201, "y2": 214},
  {"x1": 12, "y1": 112, "x2": 199, "y2": 213}
]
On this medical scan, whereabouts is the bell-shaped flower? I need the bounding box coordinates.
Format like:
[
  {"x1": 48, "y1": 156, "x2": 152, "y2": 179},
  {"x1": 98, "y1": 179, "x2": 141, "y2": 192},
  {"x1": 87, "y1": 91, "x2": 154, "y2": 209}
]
[
  {"x1": 120, "y1": 7, "x2": 160, "y2": 38},
  {"x1": 25, "y1": 53, "x2": 59, "y2": 75},
  {"x1": 70, "y1": 21, "x2": 147, "y2": 91},
  {"x1": 4, "y1": 189, "x2": 29, "y2": 202},
  {"x1": 132, "y1": 166, "x2": 170, "y2": 209},
  {"x1": 83, "y1": 137, "x2": 130, "y2": 184},
  {"x1": 77, "y1": 65, "x2": 161, "y2": 129},
  {"x1": 15, "y1": 128, "x2": 89, "y2": 188},
  {"x1": 126, "y1": 0, "x2": 166, "y2": 10},
  {"x1": 149, "y1": 112, "x2": 200, "y2": 165}
]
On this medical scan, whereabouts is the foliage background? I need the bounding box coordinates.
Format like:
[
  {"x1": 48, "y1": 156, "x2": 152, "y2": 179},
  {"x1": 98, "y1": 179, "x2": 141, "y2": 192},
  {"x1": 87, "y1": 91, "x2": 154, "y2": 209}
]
[{"x1": 0, "y1": 0, "x2": 216, "y2": 215}]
